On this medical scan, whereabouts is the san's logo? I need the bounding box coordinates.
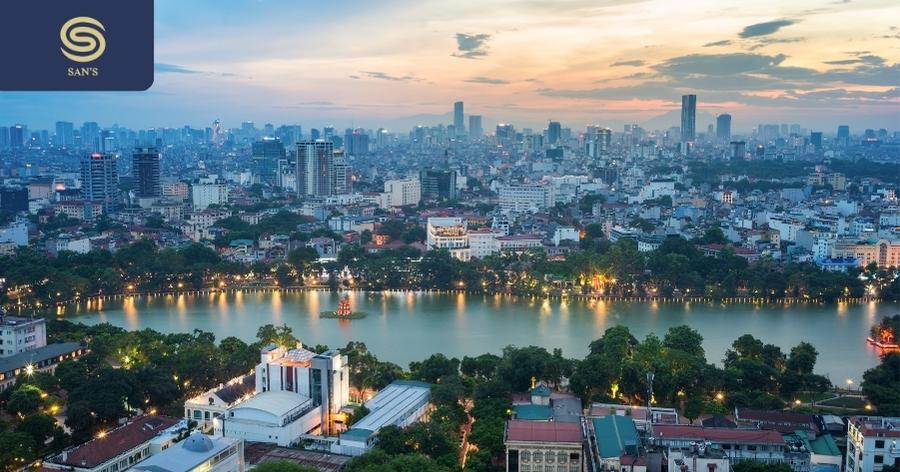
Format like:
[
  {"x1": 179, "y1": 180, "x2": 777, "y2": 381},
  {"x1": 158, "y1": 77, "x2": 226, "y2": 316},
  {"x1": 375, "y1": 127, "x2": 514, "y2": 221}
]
[{"x1": 60, "y1": 16, "x2": 106, "y2": 63}]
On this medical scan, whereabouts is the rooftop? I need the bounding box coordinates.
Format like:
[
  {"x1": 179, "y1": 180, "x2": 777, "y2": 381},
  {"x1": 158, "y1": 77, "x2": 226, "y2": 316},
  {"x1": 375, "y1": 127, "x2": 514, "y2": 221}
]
[
  {"x1": 233, "y1": 390, "x2": 311, "y2": 419},
  {"x1": 849, "y1": 416, "x2": 900, "y2": 437},
  {"x1": 513, "y1": 404, "x2": 553, "y2": 421},
  {"x1": 593, "y1": 415, "x2": 640, "y2": 459},
  {"x1": 349, "y1": 381, "x2": 431, "y2": 434},
  {"x1": 506, "y1": 420, "x2": 583, "y2": 444},
  {"x1": 0, "y1": 342, "x2": 84, "y2": 376},
  {"x1": 130, "y1": 433, "x2": 240, "y2": 472},
  {"x1": 51, "y1": 416, "x2": 181, "y2": 468},
  {"x1": 653, "y1": 425, "x2": 785, "y2": 445},
  {"x1": 736, "y1": 408, "x2": 820, "y2": 433},
  {"x1": 245, "y1": 442, "x2": 351, "y2": 472}
]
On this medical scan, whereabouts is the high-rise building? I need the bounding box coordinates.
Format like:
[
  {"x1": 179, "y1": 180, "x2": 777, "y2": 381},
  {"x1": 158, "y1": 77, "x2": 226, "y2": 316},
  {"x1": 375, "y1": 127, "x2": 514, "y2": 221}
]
[
  {"x1": 453, "y1": 101, "x2": 465, "y2": 135},
  {"x1": 55, "y1": 121, "x2": 74, "y2": 148},
  {"x1": 80, "y1": 152, "x2": 120, "y2": 213},
  {"x1": 132, "y1": 147, "x2": 162, "y2": 198},
  {"x1": 681, "y1": 95, "x2": 697, "y2": 143},
  {"x1": 810, "y1": 132, "x2": 823, "y2": 152},
  {"x1": 547, "y1": 121, "x2": 562, "y2": 145},
  {"x1": 0, "y1": 127, "x2": 8, "y2": 148},
  {"x1": 297, "y1": 140, "x2": 334, "y2": 197},
  {"x1": 10, "y1": 125, "x2": 25, "y2": 149},
  {"x1": 344, "y1": 129, "x2": 369, "y2": 156},
  {"x1": 837, "y1": 125, "x2": 850, "y2": 145},
  {"x1": 81, "y1": 122, "x2": 100, "y2": 151},
  {"x1": 730, "y1": 141, "x2": 746, "y2": 161},
  {"x1": 469, "y1": 115, "x2": 483, "y2": 140},
  {"x1": 332, "y1": 151, "x2": 351, "y2": 195},
  {"x1": 716, "y1": 114, "x2": 732, "y2": 141},
  {"x1": 420, "y1": 170, "x2": 458, "y2": 201},
  {"x1": 251, "y1": 138, "x2": 286, "y2": 186}
]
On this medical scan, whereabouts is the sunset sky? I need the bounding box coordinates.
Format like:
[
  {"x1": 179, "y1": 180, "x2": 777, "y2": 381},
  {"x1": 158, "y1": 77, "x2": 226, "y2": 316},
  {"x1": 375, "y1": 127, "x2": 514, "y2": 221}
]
[{"x1": 2, "y1": 0, "x2": 898, "y2": 132}]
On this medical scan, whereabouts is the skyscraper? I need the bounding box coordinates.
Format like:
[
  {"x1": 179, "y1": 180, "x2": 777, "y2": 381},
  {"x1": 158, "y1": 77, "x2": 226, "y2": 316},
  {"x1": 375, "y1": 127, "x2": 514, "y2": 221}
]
[
  {"x1": 681, "y1": 95, "x2": 697, "y2": 143},
  {"x1": 810, "y1": 132, "x2": 823, "y2": 152},
  {"x1": 344, "y1": 129, "x2": 369, "y2": 156},
  {"x1": 133, "y1": 147, "x2": 161, "y2": 198},
  {"x1": 297, "y1": 140, "x2": 334, "y2": 197},
  {"x1": 81, "y1": 152, "x2": 120, "y2": 213},
  {"x1": 716, "y1": 114, "x2": 732, "y2": 141},
  {"x1": 547, "y1": 121, "x2": 562, "y2": 145},
  {"x1": 837, "y1": 125, "x2": 850, "y2": 145},
  {"x1": 55, "y1": 121, "x2": 74, "y2": 147},
  {"x1": 10, "y1": 125, "x2": 25, "y2": 149},
  {"x1": 420, "y1": 170, "x2": 458, "y2": 201},
  {"x1": 0, "y1": 127, "x2": 8, "y2": 148},
  {"x1": 251, "y1": 138, "x2": 286, "y2": 186},
  {"x1": 469, "y1": 115, "x2": 483, "y2": 140},
  {"x1": 453, "y1": 101, "x2": 465, "y2": 136}
]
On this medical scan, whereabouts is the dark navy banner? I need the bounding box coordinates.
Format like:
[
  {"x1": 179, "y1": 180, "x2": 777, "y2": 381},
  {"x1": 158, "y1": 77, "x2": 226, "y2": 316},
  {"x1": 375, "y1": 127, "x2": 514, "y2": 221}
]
[{"x1": 0, "y1": 0, "x2": 154, "y2": 91}]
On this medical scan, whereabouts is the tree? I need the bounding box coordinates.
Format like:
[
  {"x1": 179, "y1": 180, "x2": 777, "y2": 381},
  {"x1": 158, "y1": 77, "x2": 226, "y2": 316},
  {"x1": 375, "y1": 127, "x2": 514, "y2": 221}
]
[
  {"x1": 374, "y1": 425, "x2": 412, "y2": 455},
  {"x1": 7, "y1": 385, "x2": 43, "y2": 415},
  {"x1": 862, "y1": 353, "x2": 900, "y2": 415},
  {"x1": 684, "y1": 397, "x2": 704, "y2": 424},
  {"x1": 0, "y1": 431, "x2": 36, "y2": 468},
  {"x1": 16, "y1": 413, "x2": 58, "y2": 448},
  {"x1": 256, "y1": 324, "x2": 299, "y2": 347},
  {"x1": 252, "y1": 460, "x2": 319, "y2": 472},
  {"x1": 786, "y1": 342, "x2": 818, "y2": 375},
  {"x1": 664, "y1": 325, "x2": 705, "y2": 358},
  {"x1": 410, "y1": 354, "x2": 459, "y2": 383}
]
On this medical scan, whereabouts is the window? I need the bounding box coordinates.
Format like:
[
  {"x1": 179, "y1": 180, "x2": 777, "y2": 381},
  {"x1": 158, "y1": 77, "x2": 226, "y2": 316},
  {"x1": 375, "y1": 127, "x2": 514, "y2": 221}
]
[
  {"x1": 875, "y1": 440, "x2": 885, "y2": 449},
  {"x1": 874, "y1": 456, "x2": 883, "y2": 464}
]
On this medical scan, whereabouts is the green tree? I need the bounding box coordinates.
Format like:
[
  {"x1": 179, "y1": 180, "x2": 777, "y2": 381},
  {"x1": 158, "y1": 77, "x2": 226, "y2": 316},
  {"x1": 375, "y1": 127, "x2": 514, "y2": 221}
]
[
  {"x1": 7, "y1": 385, "x2": 43, "y2": 415},
  {"x1": 683, "y1": 397, "x2": 704, "y2": 424},
  {"x1": 862, "y1": 353, "x2": 900, "y2": 415},
  {"x1": 16, "y1": 413, "x2": 59, "y2": 448},
  {"x1": 664, "y1": 325, "x2": 705, "y2": 358},
  {"x1": 0, "y1": 431, "x2": 36, "y2": 469}
]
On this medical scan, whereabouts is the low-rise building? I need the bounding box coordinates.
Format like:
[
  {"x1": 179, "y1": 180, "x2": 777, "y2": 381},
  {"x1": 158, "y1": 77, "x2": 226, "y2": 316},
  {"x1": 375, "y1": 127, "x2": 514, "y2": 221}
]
[
  {"x1": 184, "y1": 373, "x2": 255, "y2": 431},
  {"x1": 44, "y1": 416, "x2": 183, "y2": 472},
  {"x1": 130, "y1": 432, "x2": 244, "y2": 472},
  {"x1": 0, "y1": 342, "x2": 86, "y2": 391},
  {"x1": 0, "y1": 314, "x2": 46, "y2": 357},
  {"x1": 504, "y1": 420, "x2": 585, "y2": 472},
  {"x1": 651, "y1": 425, "x2": 808, "y2": 472},
  {"x1": 337, "y1": 380, "x2": 432, "y2": 456},
  {"x1": 846, "y1": 416, "x2": 900, "y2": 472}
]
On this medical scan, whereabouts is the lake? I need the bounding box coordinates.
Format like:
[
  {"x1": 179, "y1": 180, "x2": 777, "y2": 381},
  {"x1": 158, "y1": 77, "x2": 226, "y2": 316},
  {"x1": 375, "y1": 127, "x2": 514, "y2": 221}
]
[{"x1": 64, "y1": 290, "x2": 896, "y2": 382}]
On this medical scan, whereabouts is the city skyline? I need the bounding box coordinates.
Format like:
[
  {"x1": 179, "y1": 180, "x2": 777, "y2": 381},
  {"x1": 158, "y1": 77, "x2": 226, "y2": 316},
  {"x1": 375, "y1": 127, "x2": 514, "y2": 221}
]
[{"x1": 1, "y1": 0, "x2": 898, "y2": 131}]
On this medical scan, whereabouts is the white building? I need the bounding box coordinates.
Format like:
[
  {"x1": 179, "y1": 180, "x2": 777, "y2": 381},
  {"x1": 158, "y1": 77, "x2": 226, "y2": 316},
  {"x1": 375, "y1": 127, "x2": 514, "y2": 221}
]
[
  {"x1": 337, "y1": 380, "x2": 432, "y2": 456},
  {"x1": 381, "y1": 178, "x2": 421, "y2": 208},
  {"x1": 0, "y1": 219, "x2": 28, "y2": 246},
  {"x1": 552, "y1": 227, "x2": 579, "y2": 246},
  {"x1": 0, "y1": 315, "x2": 46, "y2": 358},
  {"x1": 214, "y1": 344, "x2": 351, "y2": 447},
  {"x1": 499, "y1": 184, "x2": 554, "y2": 213},
  {"x1": 846, "y1": 416, "x2": 900, "y2": 472},
  {"x1": 192, "y1": 175, "x2": 229, "y2": 210},
  {"x1": 426, "y1": 217, "x2": 471, "y2": 261},
  {"x1": 469, "y1": 229, "x2": 502, "y2": 259},
  {"x1": 131, "y1": 432, "x2": 244, "y2": 472},
  {"x1": 184, "y1": 373, "x2": 255, "y2": 431}
]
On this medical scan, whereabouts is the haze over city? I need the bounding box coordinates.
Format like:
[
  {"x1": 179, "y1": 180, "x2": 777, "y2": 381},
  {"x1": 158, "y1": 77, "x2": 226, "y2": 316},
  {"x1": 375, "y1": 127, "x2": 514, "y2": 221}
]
[{"x1": 2, "y1": 0, "x2": 899, "y2": 130}]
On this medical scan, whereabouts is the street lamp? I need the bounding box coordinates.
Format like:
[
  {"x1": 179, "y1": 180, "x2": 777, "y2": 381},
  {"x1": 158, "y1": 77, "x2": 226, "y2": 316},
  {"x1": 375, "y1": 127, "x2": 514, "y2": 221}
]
[{"x1": 846, "y1": 379, "x2": 853, "y2": 391}]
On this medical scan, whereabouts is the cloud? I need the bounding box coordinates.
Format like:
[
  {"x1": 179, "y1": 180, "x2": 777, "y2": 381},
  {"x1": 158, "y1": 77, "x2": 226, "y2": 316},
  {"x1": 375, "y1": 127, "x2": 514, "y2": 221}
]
[
  {"x1": 155, "y1": 63, "x2": 202, "y2": 74},
  {"x1": 359, "y1": 71, "x2": 420, "y2": 82},
  {"x1": 703, "y1": 40, "x2": 732, "y2": 47},
  {"x1": 653, "y1": 53, "x2": 787, "y2": 77},
  {"x1": 453, "y1": 33, "x2": 491, "y2": 59},
  {"x1": 610, "y1": 60, "x2": 646, "y2": 67},
  {"x1": 739, "y1": 19, "x2": 796, "y2": 38},
  {"x1": 464, "y1": 76, "x2": 510, "y2": 85}
]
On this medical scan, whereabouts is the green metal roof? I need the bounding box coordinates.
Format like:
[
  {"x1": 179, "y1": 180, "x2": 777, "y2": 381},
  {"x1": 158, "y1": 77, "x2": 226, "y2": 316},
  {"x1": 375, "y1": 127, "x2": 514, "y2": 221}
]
[
  {"x1": 785, "y1": 431, "x2": 841, "y2": 457},
  {"x1": 592, "y1": 415, "x2": 639, "y2": 459},
  {"x1": 513, "y1": 404, "x2": 553, "y2": 421},
  {"x1": 531, "y1": 384, "x2": 552, "y2": 397}
]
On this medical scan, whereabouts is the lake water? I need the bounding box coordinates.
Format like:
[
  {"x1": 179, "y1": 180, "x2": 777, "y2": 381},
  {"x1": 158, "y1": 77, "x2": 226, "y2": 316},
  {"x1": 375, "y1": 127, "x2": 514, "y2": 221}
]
[{"x1": 65, "y1": 290, "x2": 896, "y2": 382}]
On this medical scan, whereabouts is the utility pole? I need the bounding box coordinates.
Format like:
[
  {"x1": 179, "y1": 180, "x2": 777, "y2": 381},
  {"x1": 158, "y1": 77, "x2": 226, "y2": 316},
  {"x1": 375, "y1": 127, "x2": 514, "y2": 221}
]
[{"x1": 646, "y1": 372, "x2": 655, "y2": 438}]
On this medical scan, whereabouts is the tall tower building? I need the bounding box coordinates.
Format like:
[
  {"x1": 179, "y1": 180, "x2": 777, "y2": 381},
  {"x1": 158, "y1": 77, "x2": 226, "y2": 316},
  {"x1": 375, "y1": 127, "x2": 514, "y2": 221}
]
[
  {"x1": 837, "y1": 125, "x2": 850, "y2": 145},
  {"x1": 680, "y1": 94, "x2": 697, "y2": 143},
  {"x1": 10, "y1": 125, "x2": 25, "y2": 149},
  {"x1": 453, "y1": 101, "x2": 465, "y2": 136},
  {"x1": 716, "y1": 114, "x2": 732, "y2": 141},
  {"x1": 547, "y1": 121, "x2": 562, "y2": 145},
  {"x1": 469, "y1": 115, "x2": 483, "y2": 140},
  {"x1": 251, "y1": 138, "x2": 286, "y2": 186},
  {"x1": 132, "y1": 147, "x2": 161, "y2": 198},
  {"x1": 297, "y1": 140, "x2": 334, "y2": 197},
  {"x1": 55, "y1": 122, "x2": 74, "y2": 148},
  {"x1": 81, "y1": 152, "x2": 120, "y2": 213}
]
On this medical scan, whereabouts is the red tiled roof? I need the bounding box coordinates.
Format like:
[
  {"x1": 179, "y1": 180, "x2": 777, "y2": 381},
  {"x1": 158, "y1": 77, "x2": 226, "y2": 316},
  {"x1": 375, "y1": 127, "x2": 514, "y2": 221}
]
[
  {"x1": 736, "y1": 408, "x2": 819, "y2": 433},
  {"x1": 53, "y1": 416, "x2": 180, "y2": 468},
  {"x1": 653, "y1": 425, "x2": 784, "y2": 445},
  {"x1": 506, "y1": 420, "x2": 582, "y2": 443}
]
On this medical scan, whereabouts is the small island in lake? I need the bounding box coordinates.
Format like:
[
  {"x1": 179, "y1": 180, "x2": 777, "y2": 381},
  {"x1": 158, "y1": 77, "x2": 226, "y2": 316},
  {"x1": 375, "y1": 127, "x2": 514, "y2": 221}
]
[
  {"x1": 321, "y1": 296, "x2": 368, "y2": 319},
  {"x1": 867, "y1": 314, "x2": 899, "y2": 352}
]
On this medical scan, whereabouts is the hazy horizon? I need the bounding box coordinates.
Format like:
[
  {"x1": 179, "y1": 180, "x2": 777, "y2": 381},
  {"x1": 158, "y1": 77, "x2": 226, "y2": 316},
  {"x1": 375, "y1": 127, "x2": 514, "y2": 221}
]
[{"x1": 1, "y1": 0, "x2": 898, "y2": 132}]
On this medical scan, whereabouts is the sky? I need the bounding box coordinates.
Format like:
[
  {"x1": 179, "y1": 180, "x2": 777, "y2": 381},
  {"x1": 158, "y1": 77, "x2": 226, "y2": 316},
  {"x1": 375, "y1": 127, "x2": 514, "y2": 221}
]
[{"x1": 1, "y1": 0, "x2": 899, "y2": 133}]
